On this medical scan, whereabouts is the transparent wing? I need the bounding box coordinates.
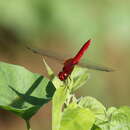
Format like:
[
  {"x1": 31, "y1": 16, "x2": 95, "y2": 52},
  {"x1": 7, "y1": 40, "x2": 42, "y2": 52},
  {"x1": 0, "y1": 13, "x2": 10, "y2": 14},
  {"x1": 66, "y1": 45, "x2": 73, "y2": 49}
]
[
  {"x1": 26, "y1": 46, "x2": 114, "y2": 72},
  {"x1": 26, "y1": 46, "x2": 65, "y2": 62},
  {"x1": 79, "y1": 62, "x2": 114, "y2": 72}
]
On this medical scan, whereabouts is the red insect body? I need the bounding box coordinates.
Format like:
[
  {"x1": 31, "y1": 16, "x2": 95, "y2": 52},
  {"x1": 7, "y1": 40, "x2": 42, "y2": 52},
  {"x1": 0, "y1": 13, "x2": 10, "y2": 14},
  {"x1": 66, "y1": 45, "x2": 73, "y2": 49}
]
[
  {"x1": 73, "y1": 39, "x2": 91, "y2": 64},
  {"x1": 27, "y1": 39, "x2": 113, "y2": 81},
  {"x1": 58, "y1": 39, "x2": 91, "y2": 81},
  {"x1": 58, "y1": 58, "x2": 75, "y2": 80}
]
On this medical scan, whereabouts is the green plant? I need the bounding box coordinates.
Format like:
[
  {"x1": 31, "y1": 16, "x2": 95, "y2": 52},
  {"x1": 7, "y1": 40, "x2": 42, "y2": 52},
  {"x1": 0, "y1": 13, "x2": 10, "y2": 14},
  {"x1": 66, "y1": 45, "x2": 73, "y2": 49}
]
[{"x1": 0, "y1": 61, "x2": 130, "y2": 130}]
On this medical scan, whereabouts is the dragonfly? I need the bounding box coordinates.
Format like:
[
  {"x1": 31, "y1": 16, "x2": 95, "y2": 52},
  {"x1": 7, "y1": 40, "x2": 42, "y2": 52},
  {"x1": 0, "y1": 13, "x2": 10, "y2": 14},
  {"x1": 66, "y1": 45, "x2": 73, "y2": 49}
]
[{"x1": 27, "y1": 39, "x2": 114, "y2": 81}]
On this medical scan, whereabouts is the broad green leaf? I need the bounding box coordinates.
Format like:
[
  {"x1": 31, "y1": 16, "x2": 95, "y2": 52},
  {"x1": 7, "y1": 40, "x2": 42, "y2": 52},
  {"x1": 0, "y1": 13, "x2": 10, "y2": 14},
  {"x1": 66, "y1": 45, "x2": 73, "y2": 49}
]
[
  {"x1": 97, "y1": 106, "x2": 130, "y2": 130},
  {"x1": 70, "y1": 66, "x2": 89, "y2": 92},
  {"x1": 60, "y1": 102, "x2": 95, "y2": 130},
  {"x1": 78, "y1": 96, "x2": 107, "y2": 124},
  {"x1": 109, "y1": 106, "x2": 130, "y2": 130},
  {"x1": 0, "y1": 62, "x2": 55, "y2": 120}
]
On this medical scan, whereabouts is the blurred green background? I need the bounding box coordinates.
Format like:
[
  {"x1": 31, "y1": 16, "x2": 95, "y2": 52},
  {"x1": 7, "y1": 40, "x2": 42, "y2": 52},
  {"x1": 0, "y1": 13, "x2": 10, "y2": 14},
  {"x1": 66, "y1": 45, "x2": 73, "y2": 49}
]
[{"x1": 0, "y1": 0, "x2": 130, "y2": 130}]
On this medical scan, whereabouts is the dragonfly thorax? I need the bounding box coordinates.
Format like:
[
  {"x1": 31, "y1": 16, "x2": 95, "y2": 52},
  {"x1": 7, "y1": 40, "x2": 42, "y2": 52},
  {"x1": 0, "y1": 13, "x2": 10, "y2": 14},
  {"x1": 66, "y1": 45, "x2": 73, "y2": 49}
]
[{"x1": 58, "y1": 58, "x2": 77, "y2": 80}]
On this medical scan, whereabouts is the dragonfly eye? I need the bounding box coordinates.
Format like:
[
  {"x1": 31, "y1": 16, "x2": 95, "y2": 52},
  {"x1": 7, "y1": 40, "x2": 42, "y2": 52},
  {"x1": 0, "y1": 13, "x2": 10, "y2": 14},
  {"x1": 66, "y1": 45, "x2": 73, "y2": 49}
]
[{"x1": 58, "y1": 72, "x2": 68, "y2": 81}]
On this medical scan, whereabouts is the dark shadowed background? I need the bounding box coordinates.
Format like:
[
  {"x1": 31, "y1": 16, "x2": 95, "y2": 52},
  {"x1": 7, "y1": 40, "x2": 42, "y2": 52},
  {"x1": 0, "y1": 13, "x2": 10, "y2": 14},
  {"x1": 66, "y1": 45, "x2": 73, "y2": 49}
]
[{"x1": 0, "y1": 0, "x2": 130, "y2": 130}]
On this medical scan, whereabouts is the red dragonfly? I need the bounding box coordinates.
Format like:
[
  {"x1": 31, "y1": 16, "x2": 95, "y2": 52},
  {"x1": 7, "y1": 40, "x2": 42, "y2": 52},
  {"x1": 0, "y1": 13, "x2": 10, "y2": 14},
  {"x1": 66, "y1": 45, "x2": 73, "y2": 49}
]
[{"x1": 27, "y1": 39, "x2": 113, "y2": 81}]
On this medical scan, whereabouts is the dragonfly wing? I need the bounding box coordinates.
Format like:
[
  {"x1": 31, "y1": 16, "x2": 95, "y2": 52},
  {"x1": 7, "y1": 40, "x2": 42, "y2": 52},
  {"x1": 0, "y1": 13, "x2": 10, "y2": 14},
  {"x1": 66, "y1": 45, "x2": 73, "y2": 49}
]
[
  {"x1": 26, "y1": 46, "x2": 65, "y2": 62},
  {"x1": 79, "y1": 62, "x2": 114, "y2": 72},
  {"x1": 26, "y1": 46, "x2": 114, "y2": 72}
]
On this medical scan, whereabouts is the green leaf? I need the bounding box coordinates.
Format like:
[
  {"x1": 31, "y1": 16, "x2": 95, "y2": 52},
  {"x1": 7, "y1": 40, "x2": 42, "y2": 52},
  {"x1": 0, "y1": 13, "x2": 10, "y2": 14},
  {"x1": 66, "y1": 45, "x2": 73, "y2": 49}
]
[
  {"x1": 0, "y1": 62, "x2": 55, "y2": 120},
  {"x1": 60, "y1": 102, "x2": 95, "y2": 130},
  {"x1": 109, "y1": 106, "x2": 130, "y2": 130},
  {"x1": 97, "y1": 106, "x2": 130, "y2": 130},
  {"x1": 70, "y1": 66, "x2": 89, "y2": 92},
  {"x1": 78, "y1": 96, "x2": 107, "y2": 123}
]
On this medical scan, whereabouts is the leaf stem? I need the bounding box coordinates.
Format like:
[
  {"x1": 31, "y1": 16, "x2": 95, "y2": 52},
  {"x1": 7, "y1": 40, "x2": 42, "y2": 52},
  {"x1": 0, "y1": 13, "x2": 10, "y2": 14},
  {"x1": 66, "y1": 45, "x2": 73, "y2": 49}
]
[{"x1": 25, "y1": 119, "x2": 32, "y2": 130}]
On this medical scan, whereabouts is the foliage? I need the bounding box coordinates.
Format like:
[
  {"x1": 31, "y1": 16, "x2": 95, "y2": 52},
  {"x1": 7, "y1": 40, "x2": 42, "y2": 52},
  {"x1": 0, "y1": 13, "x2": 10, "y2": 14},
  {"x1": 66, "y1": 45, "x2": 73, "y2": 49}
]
[
  {"x1": 0, "y1": 61, "x2": 130, "y2": 130},
  {"x1": 44, "y1": 60, "x2": 130, "y2": 130},
  {"x1": 0, "y1": 61, "x2": 55, "y2": 129}
]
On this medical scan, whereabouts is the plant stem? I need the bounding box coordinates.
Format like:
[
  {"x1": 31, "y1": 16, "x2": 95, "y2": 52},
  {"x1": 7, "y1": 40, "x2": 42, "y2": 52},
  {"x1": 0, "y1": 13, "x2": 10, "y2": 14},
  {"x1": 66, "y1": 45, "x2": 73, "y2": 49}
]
[{"x1": 25, "y1": 119, "x2": 32, "y2": 130}]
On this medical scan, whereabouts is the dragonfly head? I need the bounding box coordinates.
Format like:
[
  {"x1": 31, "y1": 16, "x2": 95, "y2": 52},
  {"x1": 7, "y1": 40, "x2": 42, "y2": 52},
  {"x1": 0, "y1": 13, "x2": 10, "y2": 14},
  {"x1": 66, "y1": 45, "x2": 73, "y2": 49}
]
[{"x1": 58, "y1": 71, "x2": 68, "y2": 81}]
